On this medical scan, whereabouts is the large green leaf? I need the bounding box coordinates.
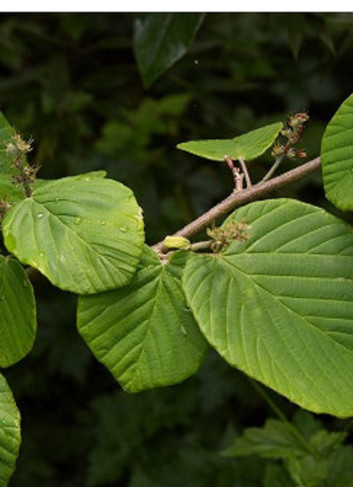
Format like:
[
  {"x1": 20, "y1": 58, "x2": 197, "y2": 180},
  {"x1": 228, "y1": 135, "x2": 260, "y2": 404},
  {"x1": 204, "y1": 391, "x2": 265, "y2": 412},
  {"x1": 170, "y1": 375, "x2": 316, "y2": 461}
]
[
  {"x1": 0, "y1": 255, "x2": 36, "y2": 367},
  {"x1": 0, "y1": 112, "x2": 16, "y2": 175},
  {"x1": 77, "y1": 246, "x2": 207, "y2": 392},
  {"x1": 134, "y1": 13, "x2": 205, "y2": 88},
  {"x1": 177, "y1": 122, "x2": 283, "y2": 162},
  {"x1": 183, "y1": 198, "x2": 353, "y2": 416},
  {"x1": 2, "y1": 175, "x2": 144, "y2": 294},
  {"x1": 0, "y1": 373, "x2": 21, "y2": 486},
  {"x1": 321, "y1": 93, "x2": 353, "y2": 210}
]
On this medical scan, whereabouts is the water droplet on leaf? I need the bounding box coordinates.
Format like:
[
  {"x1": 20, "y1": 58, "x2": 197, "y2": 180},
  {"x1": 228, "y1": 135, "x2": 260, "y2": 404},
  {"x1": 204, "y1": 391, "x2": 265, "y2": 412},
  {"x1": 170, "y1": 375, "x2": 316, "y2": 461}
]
[
  {"x1": 100, "y1": 220, "x2": 106, "y2": 225},
  {"x1": 74, "y1": 217, "x2": 82, "y2": 225},
  {"x1": 119, "y1": 225, "x2": 128, "y2": 232},
  {"x1": 37, "y1": 212, "x2": 44, "y2": 219}
]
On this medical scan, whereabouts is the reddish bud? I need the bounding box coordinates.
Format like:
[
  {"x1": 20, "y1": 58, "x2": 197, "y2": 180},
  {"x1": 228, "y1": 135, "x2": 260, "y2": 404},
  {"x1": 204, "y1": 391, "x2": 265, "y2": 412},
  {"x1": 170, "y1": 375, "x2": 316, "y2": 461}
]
[{"x1": 296, "y1": 149, "x2": 307, "y2": 159}]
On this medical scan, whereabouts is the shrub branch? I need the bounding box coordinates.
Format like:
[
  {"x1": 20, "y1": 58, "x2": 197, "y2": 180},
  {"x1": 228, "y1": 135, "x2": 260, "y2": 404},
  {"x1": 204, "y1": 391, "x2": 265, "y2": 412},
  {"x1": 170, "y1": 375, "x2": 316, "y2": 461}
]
[{"x1": 152, "y1": 156, "x2": 321, "y2": 253}]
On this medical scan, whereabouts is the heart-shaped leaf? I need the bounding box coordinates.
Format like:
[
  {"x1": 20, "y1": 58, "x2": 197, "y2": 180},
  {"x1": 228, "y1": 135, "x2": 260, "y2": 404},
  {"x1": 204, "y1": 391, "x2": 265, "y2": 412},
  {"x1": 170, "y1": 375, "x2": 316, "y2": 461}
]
[
  {"x1": 2, "y1": 175, "x2": 144, "y2": 294},
  {"x1": 321, "y1": 93, "x2": 353, "y2": 210},
  {"x1": 77, "y1": 246, "x2": 207, "y2": 392},
  {"x1": 177, "y1": 122, "x2": 283, "y2": 162},
  {"x1": 183, "y1": 198, "x2": 353, "y2": 416},
  {"x1": 0, "y1": 373, "x2": 21, "y2": 486},
  {"x1": 0, "y1": 255, "x2": 36, "y2": 367}
]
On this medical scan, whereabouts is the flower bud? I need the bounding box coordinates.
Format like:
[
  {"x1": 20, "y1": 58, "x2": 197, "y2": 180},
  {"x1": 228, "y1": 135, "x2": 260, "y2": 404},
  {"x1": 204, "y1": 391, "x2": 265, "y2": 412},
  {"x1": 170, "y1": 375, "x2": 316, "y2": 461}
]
[
  {"x1": 286, "y1": 148, "x2": 297, "y2": 159},
  {"x1": 296, "y1": 149, "x2": 307, "y2": 159},
  {"x1": 289, "y1": 112, "x2": 309, "y2": 128},
  {"x1": 271, "y1": 143, "x2": 285, "y2": 158}
]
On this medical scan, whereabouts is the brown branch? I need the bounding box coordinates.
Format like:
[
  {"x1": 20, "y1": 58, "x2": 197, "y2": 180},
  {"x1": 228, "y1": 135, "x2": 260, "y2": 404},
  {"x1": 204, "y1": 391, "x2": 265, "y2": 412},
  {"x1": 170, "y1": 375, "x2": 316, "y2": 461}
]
[
  {"x1": 238, "y1": 157, "x2": 252, "y2": 187},
  {"x1": 152, "y1": 157, "x2": 321, "y2": 253}
]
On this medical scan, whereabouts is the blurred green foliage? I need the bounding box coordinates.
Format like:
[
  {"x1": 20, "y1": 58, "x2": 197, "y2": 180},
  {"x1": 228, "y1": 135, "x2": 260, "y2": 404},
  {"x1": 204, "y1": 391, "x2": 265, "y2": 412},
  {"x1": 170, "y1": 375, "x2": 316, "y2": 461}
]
[
  {"x1": 223, "y1": 410, "x2": 353, "y2": 486},
  {"x1": 2, "y1": 12, "x2": 353, "y2": 486}
]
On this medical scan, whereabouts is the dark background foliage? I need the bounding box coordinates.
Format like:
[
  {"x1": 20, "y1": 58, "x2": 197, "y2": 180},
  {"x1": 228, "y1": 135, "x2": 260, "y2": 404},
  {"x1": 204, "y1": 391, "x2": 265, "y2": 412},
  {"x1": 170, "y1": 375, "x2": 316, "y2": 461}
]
[{"x1": 2, "y1": 12, "x2": 353, "y2": 486}]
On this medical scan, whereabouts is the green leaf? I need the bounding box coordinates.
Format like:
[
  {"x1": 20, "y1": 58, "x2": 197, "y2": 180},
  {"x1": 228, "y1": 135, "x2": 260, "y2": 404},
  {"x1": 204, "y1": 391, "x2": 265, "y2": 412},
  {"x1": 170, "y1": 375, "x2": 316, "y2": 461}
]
[
  {"x1": 263, "y1": 462, "x2": 295, "y2": 487},
  {"x1": 222, "y1": 419, "x2": 306, "y2": 459},
  {"x1": 0, "y1": 373, "x2": 21, "y2": 486},
  {"x1": 2, "y1": 175, "x2": 144, "y2": 294},
  {"x1": 286, "y1": 453, "x2": 328, "y2": 486},
  {"x1": 77, "y1": 246, "x2": 207, "y2": 392},
  {"x1": 72, "y1": 170, "x2": 107, "y2": 179},
  {"x1": 0, "y1": 255, "x2": 36, "y2": 367},
  {"x1": 177, "y1": 122, "x2": 283, "y2": 162},
  {"x1": 0, "y1": 174, "x2": 26, "y2": 204},
  {"x1": 309, "y1": 429, "x2": 347, "y2": 456},
  {"x1": 134, "y1": 13, "x2": 205, "y2": 88},
  {"x1": 292, "y1": 410, "x2": 323, "y2": 440},
  {"x1": 0, "y1": 171, "x2": 92, "y2": 207},
  {"x1": 321, "y1": 92, "x2": 353, "y2": 210},
  {"x1": 0, "y1": 112, "x2": 16, "y2": 175},
  {"x1": 327, "y1": 446, "x2": 353, "y2": 486},
  {"x1": 183, "y1": 198, "x2": 353, "y2": 416}
]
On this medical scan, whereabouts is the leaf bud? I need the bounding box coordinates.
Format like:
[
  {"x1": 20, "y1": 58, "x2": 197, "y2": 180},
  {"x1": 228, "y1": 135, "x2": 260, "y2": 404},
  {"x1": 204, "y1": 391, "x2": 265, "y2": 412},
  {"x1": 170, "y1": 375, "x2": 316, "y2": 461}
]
[
  {"x1": 295, "y1": 149, "x2": 307, "y2": 159},
  {"x1": 163, "y1": 236, "x2": 190, "y2": 250}
]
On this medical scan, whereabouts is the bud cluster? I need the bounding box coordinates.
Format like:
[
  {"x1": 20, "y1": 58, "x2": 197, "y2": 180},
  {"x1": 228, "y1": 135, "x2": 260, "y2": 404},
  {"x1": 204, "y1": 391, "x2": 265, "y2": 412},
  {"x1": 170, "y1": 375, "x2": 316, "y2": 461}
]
[
  {"x1": 6, "y1": 133, "x2": 33, "y2": 159},
  {"x1": 12, "y1": 163, "x2": 39, "y2": 187},
  {"x1": 271, "y1": 112, "x2": 309, "y2": 161},
  {"x1": 207, "y1": 218, "x2": 251, "y2": 252},
  {"x1": 0, "y1": 198, "x2": 11, "y2": 220},
  {"x1": 5, "y1": 132, "x2": 37, "y2": 198}
]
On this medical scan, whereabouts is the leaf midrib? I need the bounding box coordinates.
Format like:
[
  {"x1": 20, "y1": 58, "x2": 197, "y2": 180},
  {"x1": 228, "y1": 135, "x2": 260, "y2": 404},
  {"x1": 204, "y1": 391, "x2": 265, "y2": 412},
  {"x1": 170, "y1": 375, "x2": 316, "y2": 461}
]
[{"x1": 125, "y1": 266, "x2": 175, "y2": 389}]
